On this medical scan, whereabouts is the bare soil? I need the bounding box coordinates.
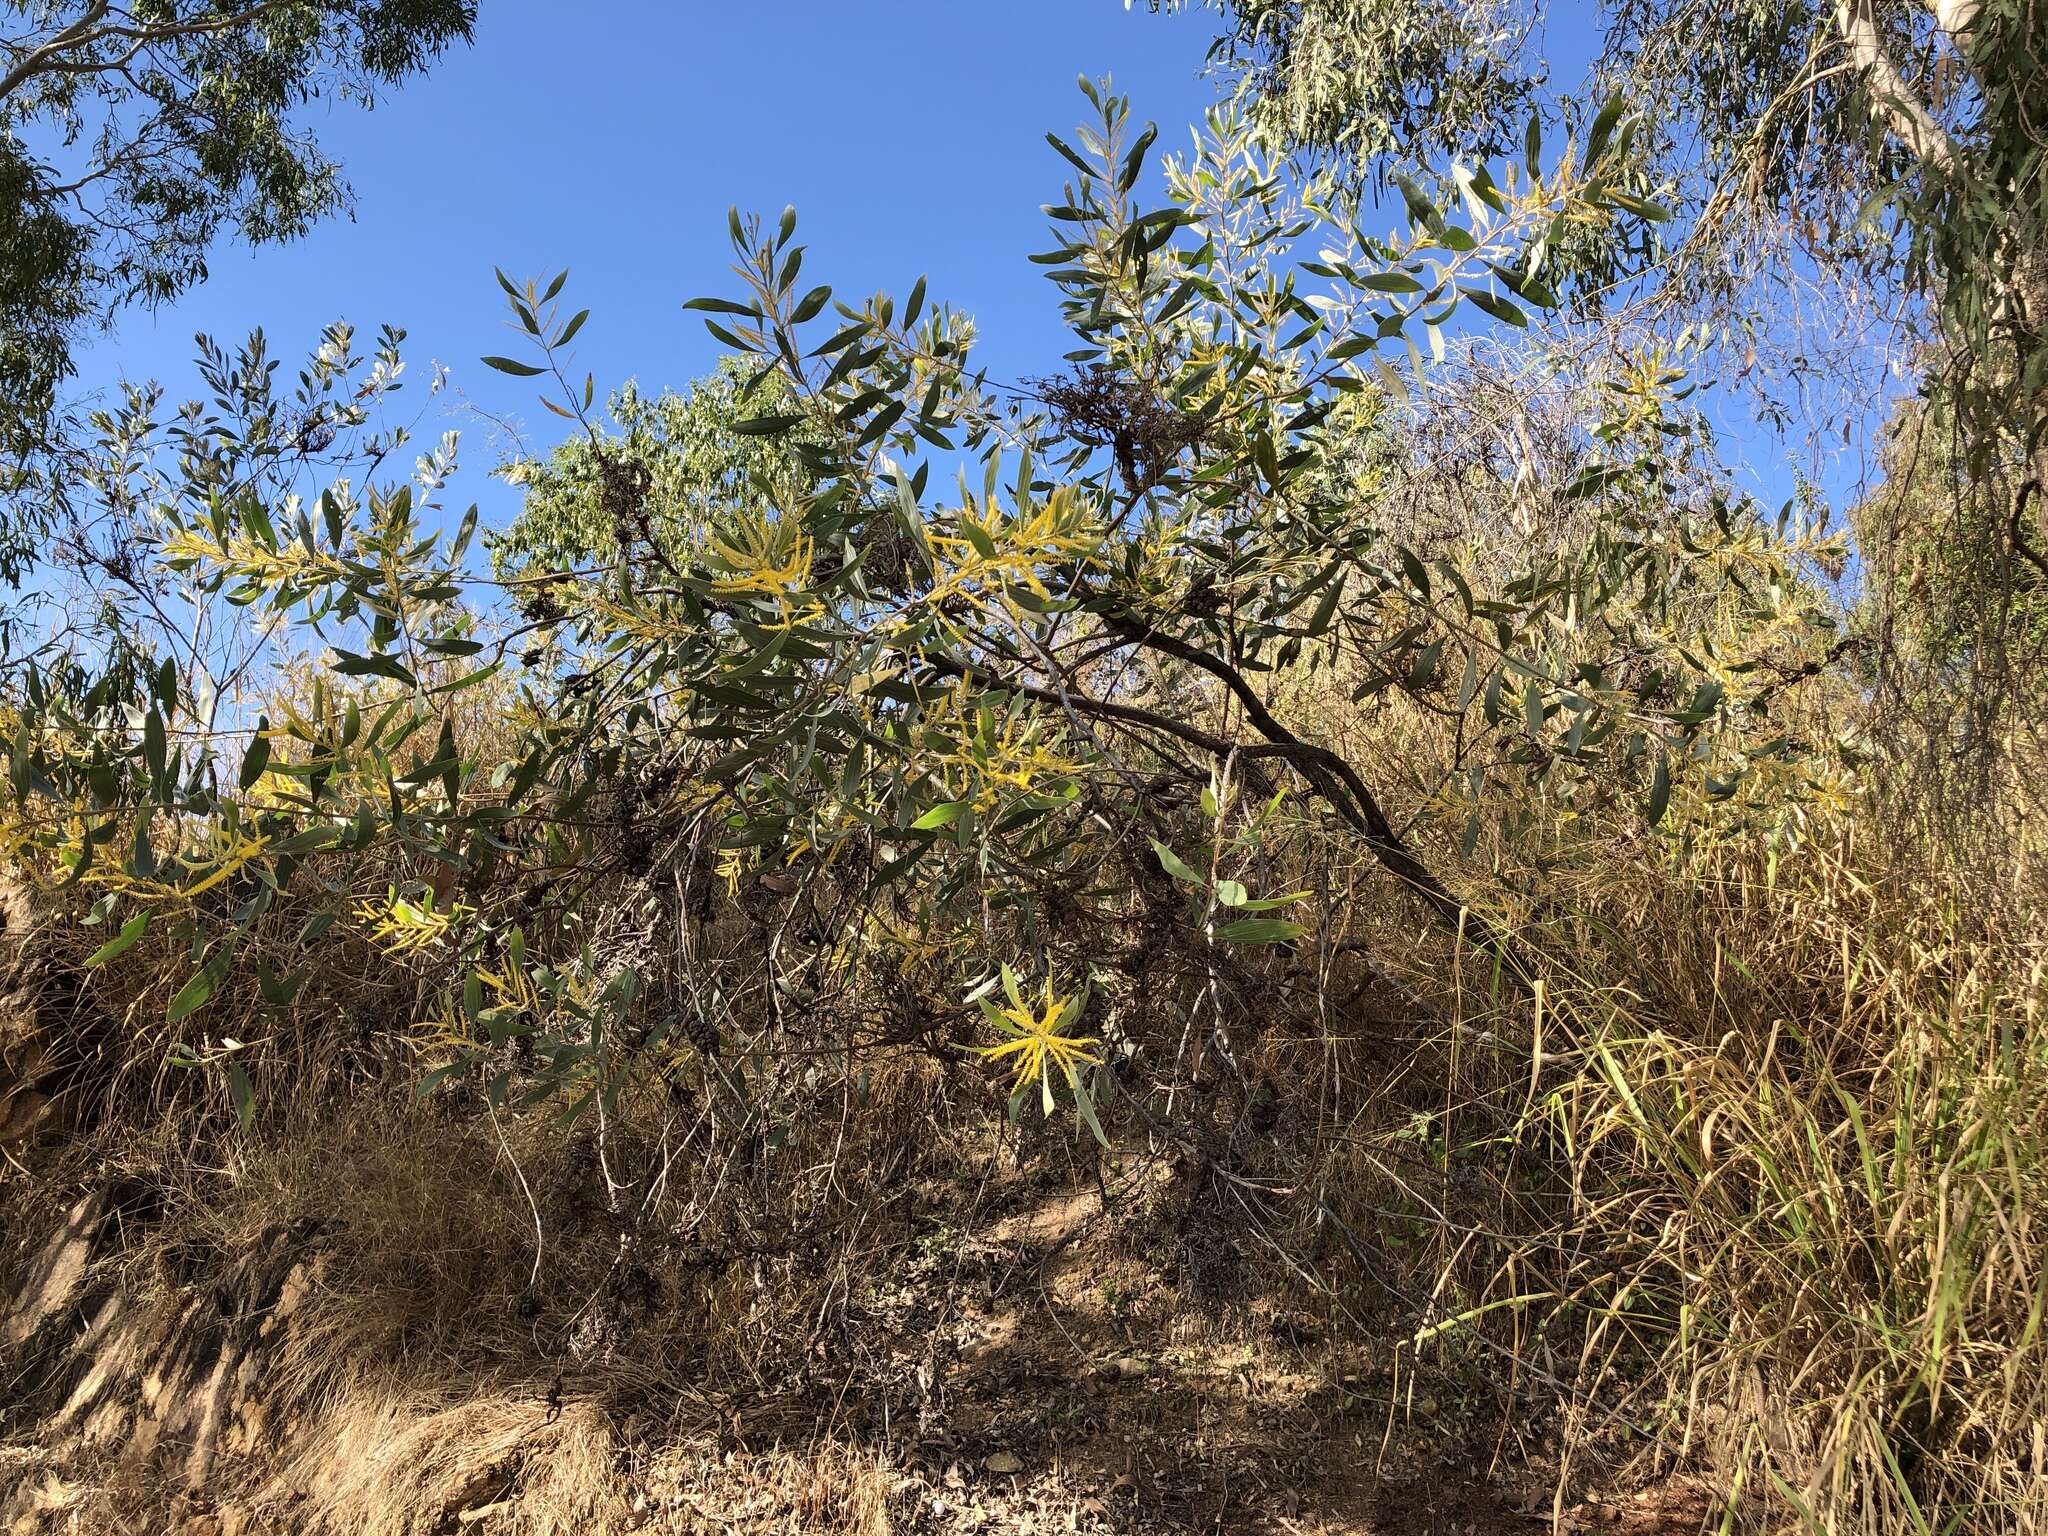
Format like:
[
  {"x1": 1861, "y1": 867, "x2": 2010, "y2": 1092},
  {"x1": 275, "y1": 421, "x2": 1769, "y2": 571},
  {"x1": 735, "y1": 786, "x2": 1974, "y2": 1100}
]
[{"x1": 1, "y1": 1168, "x2": 1710, "y2": 1535}]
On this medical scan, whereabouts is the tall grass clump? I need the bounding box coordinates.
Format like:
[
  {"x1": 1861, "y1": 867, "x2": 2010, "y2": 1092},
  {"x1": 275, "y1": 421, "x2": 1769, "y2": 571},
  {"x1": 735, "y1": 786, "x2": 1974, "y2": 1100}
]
[{"x1": 1494, "y1": 824, "x2": 2048, "y2": 1533}]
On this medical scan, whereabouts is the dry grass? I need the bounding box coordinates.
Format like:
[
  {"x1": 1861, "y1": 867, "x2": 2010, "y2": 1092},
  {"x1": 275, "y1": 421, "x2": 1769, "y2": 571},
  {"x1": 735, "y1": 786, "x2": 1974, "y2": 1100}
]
[
  {"x1": 1526, "y1": 854, "x2": 2048, "y2": 1534},
  {"x1": 1260, "y1": 800, "x2": 2048, "y2": 1532},
  {"x1": 5, "y1": 647, "x2": 2046, "y2": 1535},
  {"x1": 265, "y1": 1389, "x2": 631, "y2": 1536}
]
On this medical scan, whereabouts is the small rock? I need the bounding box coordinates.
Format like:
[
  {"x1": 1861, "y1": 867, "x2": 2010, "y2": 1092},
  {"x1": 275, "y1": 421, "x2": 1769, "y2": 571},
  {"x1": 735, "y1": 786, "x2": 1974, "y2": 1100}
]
[{"x1": 982, "y1": 1450, "x2": 1023, "y2": 1475}]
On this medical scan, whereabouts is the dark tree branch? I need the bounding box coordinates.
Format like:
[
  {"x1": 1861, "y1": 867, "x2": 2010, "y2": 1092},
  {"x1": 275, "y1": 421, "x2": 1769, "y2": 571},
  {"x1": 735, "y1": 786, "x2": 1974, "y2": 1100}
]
[
  {"x1": 1096, "y1": 609, "x2": 1511, "y2": 959},
  {"x1": 934, "y1": 597, "x2": 1513, "y2": 961},
  {"x1": 2013, "y1": 479, "x2": 2048, "y2": 583}
]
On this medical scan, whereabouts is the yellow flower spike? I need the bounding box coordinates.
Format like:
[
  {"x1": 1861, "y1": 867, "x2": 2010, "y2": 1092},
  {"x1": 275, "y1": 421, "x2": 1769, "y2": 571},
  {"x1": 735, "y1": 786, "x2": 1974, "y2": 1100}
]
[
  {"x1": 156, "y1": 525, "x2": 349, "y2": 594},
  {"x1": 411, "y1": 1011, "x2": 476, "y2": 1058},
  {"x1": 703, "y1": 508, "x2": 822, "y2": 629},
  {"x1": 923, "y1": 686, "x2": 1080, "y2": 815},
  {"x1": 176, "y1": 831, "x2": 270, "y2": 897},
  {"x1": 975, "y1": 966, "x2": 1101, "y2": 1120},
  {"x1": 920, "y1": 486, "x2": 1105, "y2": 624},
  {"x1": 353, "y1": 885, "x2": 470, "y2": 957}
]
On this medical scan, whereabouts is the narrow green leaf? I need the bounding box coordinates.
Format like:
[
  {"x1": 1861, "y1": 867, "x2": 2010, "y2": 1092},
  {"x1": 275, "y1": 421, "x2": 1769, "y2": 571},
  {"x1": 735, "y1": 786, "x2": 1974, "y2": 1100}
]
[
  {"x1": 238, "y1": 723, "x2": 271, "y2": 791},
  {"x1": 333, "y1": 651, "x2": 418, "y2": 687},
  {"x1": 1117, "y1": 124, "x2": 1158, "y2": 194},
  {"x1": 1214, "y1": 918, "x2": 1307, "y2": 944},
  {"x1": 167, "y1": 945, "x2": 236, "y2": 1023},
  {"x1": 682, "y1": 296, "x2": 763, "y2": 316},
  {"x1": 1070, "y1": 1070, "x2": 1109, "y2": 1147},
  {"x1": 790, "y1": 286, "x2": 832, "y2": 324},
  {"x1": 228, "y1": 1064, "x2": 256, "y2": 1131},
  {"x1": 1045, "y1": 133, "x2": 1098, "y2": 180},
  {"x1": 85, "y1": 910, "x2": 151, "y2": 967},
  {"x1": 1149, "y1": 838, "x2": 1205, "y2": 886},
  {"x1": 1457, "y1": 286, "x2": 1530, "y2": 327},
  {"x1": 732, "y1": 414, "x2": 805, "y2": 436}
]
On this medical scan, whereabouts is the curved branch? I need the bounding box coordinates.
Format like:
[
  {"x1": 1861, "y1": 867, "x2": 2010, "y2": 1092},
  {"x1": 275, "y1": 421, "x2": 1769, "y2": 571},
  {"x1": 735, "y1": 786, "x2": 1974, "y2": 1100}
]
[
  {"x1": 1096, "y1": 611, "x2": 1510, "y2": 958},
  {"x1": 1833, "y1": 0, "x2": 1958, "y2": 173},
  {"x1": 2013, "y1": 479, "x2": 2048, "y2": 583},
  {"x1": 1, "y1": 0, "x2": 304, "y2": 101},
  {"x1": 925, "y1": 652, "x2": 1237, "y2": 760}
]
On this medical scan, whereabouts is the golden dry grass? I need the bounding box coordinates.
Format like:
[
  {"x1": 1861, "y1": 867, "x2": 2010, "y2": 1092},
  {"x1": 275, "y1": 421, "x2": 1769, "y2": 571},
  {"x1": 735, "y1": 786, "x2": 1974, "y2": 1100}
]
[{"x1": 4, "y1": 644, "x2": 2046, "y2": 1535}]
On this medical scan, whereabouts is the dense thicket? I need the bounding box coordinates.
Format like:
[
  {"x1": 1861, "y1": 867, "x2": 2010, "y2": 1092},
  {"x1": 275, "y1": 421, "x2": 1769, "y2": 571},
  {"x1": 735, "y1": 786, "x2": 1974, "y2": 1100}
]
[{"x1": 0, "y1": 5, "x2": 2043, "y2": 1533}]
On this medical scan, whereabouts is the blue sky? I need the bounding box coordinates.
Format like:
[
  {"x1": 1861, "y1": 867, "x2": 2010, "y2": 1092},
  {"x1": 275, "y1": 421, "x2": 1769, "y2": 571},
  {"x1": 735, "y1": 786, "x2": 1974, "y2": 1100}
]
[
  {"x1": 66, "y1": 0, "x2": 1884, "y2": 527},
  {"x1": 70, "y1": 2, "x2": 1223, "y2": 523}
]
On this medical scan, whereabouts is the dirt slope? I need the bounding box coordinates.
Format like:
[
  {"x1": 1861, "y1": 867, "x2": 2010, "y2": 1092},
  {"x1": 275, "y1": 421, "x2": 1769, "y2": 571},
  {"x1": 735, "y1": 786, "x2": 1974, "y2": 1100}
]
[{"x1": 2, "y1": 1159, "x2": 1705, "y2": 1536}]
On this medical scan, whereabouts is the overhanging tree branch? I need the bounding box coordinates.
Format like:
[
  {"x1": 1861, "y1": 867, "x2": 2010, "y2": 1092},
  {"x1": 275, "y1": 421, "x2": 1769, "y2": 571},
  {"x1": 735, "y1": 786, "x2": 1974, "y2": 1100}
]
[
  {"x1": 1832, "y1": 0, "x2": 1958, "y2": 173},
  {"x1": 1091, "y1": 610, "x2": 1509, "y2": 956},
  {"x1": 0, "y1": 0, "x2": 306, "y2": 101}
]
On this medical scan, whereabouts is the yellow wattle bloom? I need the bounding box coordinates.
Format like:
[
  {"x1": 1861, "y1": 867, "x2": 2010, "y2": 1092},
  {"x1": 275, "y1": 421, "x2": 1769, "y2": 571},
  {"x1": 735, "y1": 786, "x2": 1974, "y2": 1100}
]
[
  {"x1": 354, "y1": 886, "x2": 468, "y2": 957},
  {"x1": 919, "y1": 486, "x2": 1105, "y2": 628},
  {"x1": 926, "y1": 684, "x2": 1080, "y2": 812},
  {"x1": 157, "y1": 526, "x2": 348, "y2": 593},
  {"x1": 977, "y1": 972, "x2": 1100, "y2": 1114},
  {"x1": 705, "y1": 509, "x2": 824, "y2": 629}
]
